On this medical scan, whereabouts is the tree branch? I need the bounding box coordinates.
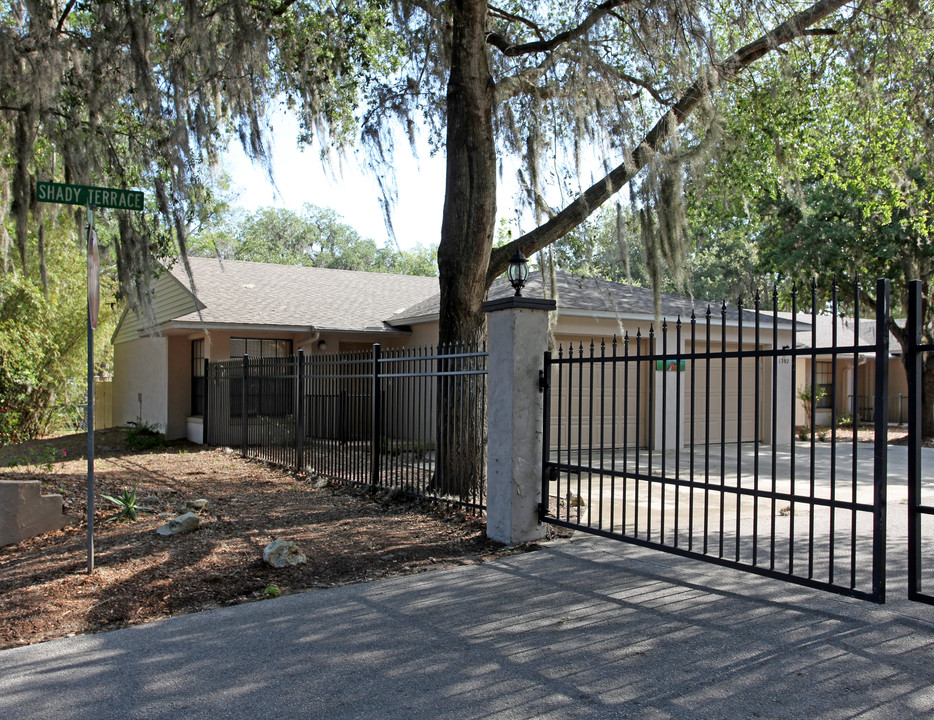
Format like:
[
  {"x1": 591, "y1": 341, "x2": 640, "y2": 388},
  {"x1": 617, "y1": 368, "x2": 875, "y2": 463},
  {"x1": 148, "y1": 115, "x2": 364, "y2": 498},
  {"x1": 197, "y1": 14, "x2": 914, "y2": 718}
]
[
  {"x1": 55, "y1": 0, "x2": 76, "y2": 35},
  {"x1": 248, "y1": 0, "x2": 300, "y2": 18},
  {"x1": 488, "y1": 5, "x2": 545, "y2": 41},
  {"x1": 493, "y1": 54, "x2": 557, "y2": 103},
  {"x1": 486, "y1": 0, "x2": 631, "y2": 57},
  {"x1": 406, "y1": 0, "x2": 451, "y2": 27},
  {"x1": 494, "y1": 48, "x2": 646, "y2": 104},
  {"x1": 487, "y1": 0, "x2": 851, "y2": 284}
]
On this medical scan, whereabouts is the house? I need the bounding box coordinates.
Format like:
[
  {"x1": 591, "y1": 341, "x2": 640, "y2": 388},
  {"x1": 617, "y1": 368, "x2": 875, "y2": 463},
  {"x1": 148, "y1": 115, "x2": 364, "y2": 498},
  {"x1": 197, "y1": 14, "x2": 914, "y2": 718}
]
[
  {"x1": 785, "y1": 313, "x2": 909, "y2": 428},
  {"x1": 395, "y1": 272, "x2": 800, "y2": 449},
  {"x1": 111, "y1": 258, "x2": 800, "y2": 448},
  {"x1": 111, "y1": 257, "x2": 440, "y2": 443}
]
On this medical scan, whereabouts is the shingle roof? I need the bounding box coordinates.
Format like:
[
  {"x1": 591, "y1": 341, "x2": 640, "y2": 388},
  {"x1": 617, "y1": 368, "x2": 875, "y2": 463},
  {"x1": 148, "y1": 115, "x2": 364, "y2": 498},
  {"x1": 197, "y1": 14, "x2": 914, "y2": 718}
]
[
  {"x1": 777, "y1": 311, "x2": 903, "y2": 353},
  {"x1": 389, "y1": 272, "x2": 795, "y2": 327},
  {"x1": 168, "y1": 257, "x2": 439, "y2": 332}
]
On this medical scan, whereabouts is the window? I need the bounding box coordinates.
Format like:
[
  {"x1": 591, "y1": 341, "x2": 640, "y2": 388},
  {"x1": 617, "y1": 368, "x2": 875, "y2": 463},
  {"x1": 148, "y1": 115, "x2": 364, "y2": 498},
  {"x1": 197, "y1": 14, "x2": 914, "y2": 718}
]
[
  {"x1": 229, "y1": 338, "x2": 292, "y2": 359},
  {"x1": 191, "y1": 339, "x2": 205, "y2": 416},
  {"x1": 229, "y1": 338, "x2": 293, "y2": 418},
  {"x1": 815, "y1": 361, "x2": 833, "y2": 409}
]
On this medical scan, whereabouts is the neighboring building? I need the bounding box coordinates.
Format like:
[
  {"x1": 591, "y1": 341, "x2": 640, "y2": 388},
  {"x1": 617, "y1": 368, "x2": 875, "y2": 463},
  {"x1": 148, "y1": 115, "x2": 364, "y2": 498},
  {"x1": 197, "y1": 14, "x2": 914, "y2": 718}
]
[
  {"x1": 112, "y1": 258, "x2": 800, "y2": 447},
  {"x1": 783, "y1": 313, "x2": 909, "y2": 428}
]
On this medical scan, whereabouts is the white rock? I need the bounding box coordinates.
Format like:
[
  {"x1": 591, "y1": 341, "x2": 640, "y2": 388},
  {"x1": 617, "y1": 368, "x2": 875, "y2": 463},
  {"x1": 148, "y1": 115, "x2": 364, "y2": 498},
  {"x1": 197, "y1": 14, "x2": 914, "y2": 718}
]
[
  {"x1": 156, "y1": 512, "x2": 201, "y2": 536},
  {"x1": 183, "y1": 498, "x2": 210, "y2": 513},
  {"x1": 263, "y1": 539, "x2": 307, "y2": 568}
]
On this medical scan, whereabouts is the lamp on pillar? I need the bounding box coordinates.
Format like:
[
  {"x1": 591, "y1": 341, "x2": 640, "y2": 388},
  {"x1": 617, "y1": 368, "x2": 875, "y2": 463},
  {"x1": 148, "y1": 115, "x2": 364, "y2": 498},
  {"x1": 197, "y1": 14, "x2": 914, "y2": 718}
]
[{"x1": 506, "y1": 250, "x2": 530, "y2": 296}]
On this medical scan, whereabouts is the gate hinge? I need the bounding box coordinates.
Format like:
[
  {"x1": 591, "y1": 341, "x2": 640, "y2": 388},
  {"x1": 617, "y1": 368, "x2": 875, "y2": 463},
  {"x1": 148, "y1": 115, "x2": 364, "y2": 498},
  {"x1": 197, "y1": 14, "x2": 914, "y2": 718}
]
[{"x1": 538, "y1": 369, "x2": 547, "y2": 392}]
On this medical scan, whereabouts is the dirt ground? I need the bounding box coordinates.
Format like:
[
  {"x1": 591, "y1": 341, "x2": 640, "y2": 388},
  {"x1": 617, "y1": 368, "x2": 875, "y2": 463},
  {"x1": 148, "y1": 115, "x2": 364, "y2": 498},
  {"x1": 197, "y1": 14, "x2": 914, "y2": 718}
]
[
  {"x1": 0, "y1": 424, "x2": 912, "y2": 650},
  {"x1": 0, "y1": 429, "x2": 538, "y2": 650}
]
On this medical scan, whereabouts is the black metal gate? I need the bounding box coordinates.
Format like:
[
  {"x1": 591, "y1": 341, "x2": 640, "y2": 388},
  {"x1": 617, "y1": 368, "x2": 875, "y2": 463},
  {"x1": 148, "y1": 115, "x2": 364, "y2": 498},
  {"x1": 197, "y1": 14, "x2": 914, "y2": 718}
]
[{"x1": 542, "y1": 279, "x2": 892, "y2": 602}]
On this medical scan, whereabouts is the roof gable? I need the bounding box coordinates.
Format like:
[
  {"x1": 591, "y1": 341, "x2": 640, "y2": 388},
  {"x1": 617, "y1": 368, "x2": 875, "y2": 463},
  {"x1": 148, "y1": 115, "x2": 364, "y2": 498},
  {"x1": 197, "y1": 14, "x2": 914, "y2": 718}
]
[{"x1": 112, "y1": 267, "x2": 202, "y2": 344}]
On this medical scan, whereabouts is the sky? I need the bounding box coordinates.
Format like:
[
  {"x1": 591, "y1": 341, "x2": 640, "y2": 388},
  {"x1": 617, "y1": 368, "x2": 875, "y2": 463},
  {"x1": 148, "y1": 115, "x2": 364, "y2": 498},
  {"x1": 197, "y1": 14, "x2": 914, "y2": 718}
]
[
  {"x1": 221, "y1": 109, "x2": 540, "y2": 253},
  {"x1": 222, "y1": 110, "x2": 448, "y2": 252}
]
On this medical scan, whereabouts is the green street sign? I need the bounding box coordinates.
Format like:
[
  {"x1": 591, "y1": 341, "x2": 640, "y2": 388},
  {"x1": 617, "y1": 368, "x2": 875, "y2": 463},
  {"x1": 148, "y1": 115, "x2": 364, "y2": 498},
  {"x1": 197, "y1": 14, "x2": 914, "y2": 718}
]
[{"x1": 36, "y1": 181, "x2": 144, "y2": 211}]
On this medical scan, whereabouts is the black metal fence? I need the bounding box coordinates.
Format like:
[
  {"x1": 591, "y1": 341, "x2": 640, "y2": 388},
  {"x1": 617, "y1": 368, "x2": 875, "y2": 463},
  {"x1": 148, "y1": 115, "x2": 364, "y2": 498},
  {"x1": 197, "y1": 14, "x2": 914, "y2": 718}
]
[
  {"x1": 907, "y1": 280, "x2": 934, "y2": 605},
  {"x1": 205, "y1": 343, "x2": 488, "y2": 512},
  {"x1": 542, "y1": 279, "x2": 890, "y2": 602},
  {"x1": 848, "y1": 394, "x2": 910, "y2": 425}
]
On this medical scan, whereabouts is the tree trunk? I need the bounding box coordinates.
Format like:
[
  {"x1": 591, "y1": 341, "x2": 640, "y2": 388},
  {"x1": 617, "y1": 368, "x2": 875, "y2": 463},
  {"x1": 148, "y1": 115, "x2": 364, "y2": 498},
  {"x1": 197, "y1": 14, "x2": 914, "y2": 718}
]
[{"x1": 433, "y1": 0, "x2": 496, "y2": 499}]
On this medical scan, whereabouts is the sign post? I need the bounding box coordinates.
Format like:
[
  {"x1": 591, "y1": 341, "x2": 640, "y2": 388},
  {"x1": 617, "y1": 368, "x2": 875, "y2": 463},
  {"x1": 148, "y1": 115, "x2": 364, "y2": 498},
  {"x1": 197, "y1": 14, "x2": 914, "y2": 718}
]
[{"x1": 36, "y1": 181, "x2": 144, "y2": 573}]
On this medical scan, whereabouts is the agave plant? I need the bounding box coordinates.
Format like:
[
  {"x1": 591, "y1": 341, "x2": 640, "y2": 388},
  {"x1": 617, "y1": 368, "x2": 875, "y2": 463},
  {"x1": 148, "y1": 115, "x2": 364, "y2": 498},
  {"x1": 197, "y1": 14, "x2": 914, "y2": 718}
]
[{"x1": 101, "y1": 487, "x2": 154, "y2": 522}]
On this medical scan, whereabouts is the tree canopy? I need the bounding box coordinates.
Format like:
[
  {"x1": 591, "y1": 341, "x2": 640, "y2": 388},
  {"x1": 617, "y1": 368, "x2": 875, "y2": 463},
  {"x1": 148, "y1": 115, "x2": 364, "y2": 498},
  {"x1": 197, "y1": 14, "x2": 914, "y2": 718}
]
[
  {"x1": 189, "y1": 203, "x2": 437, "y2": 275},
  {"x1": 2, "y1": 0, "x2": 912, "y2": 325},
  {"x1": 0, "y1": 0, "x2": 391, "y2": 307},
  {"x1": 681, "y1": 4, "x2": 934, "y2": 433},
  {"x1": 2, "y1": 0, "x2": 930, "y2": 467}
]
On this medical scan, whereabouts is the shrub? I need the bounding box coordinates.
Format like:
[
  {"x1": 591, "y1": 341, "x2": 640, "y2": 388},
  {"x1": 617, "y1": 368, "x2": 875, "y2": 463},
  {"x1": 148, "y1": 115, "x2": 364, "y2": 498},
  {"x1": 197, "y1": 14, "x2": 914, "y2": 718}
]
[
  {"x1": 125, "y1": 421, "x2": 165, "y2": 451},
  {"x1": 101, "y1": 486, "x2": 153, "y2": 521},
  {"x1": 0, "y1": 257, "x2": 114, "y2": 445}
]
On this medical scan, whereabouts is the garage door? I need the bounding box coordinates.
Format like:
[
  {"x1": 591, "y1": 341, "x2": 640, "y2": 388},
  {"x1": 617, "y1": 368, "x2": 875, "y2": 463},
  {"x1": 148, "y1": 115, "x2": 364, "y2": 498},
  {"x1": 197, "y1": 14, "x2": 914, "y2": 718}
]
[
  {"x1": 550, "y1": 334, "x2": 651, "y2": 450},
  {"x1": 684, "y1": 341, "x2": 761, "y2": 444}
]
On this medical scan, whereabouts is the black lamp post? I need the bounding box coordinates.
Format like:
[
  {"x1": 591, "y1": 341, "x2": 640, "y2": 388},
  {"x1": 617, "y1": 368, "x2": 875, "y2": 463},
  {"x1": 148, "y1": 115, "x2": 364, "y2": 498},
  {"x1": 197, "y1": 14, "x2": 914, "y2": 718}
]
[{"x1": 506, "y1": 250, "x2": 530, "y2": 296}]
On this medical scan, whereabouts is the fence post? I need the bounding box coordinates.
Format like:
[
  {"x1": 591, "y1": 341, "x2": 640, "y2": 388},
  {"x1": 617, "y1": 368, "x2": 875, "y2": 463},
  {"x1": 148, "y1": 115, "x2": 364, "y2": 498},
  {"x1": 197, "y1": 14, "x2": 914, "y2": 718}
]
[
  {"x1": 907, "y1": 279, "x2": 922, "y2": 600},
  {"x1": 872, "y1": 278, "x2": 890, "y2": 603},
  {"x1": 482, "y1": 295, "x2": 556, "y2": 544},
  {"x1": 203, "y1": 358, "x2": 210, "y2": 446},
  {"x1": 242, "y1": 354, "x2": 249, "y2": 457},
  {"x1": 296, "y1": 349, "x2": 304, "y2": 473},
  {"x1": 370, "y1": 344, "x2": 382, "y2": 487}
]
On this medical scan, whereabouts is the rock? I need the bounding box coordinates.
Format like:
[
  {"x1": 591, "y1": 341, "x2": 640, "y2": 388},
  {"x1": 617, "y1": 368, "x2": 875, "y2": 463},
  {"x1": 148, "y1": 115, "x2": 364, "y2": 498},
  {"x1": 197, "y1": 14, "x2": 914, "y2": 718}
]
[
  {"x1": 156, "y1": 512, "x2": 201, "y2": 536},
  {"x1": 566, "y1": 493, "x2": 587, "y2": 508},
  {"x1": 311, "y1": 477, "x2": 328, "y2": 489},
  {"x1": 263, "y1": 539, "x2": 307, "y2": 568},
  {"x1": 183, "y1": 498, "x2": 210, "y2": 514}
]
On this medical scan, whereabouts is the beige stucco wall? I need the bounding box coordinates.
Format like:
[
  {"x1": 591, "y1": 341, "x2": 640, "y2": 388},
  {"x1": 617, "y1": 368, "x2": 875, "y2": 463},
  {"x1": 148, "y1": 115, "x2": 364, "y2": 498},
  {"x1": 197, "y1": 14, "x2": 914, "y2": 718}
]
[{"x1": 113, "y1": 336, "x2": 168, "y2": 432}]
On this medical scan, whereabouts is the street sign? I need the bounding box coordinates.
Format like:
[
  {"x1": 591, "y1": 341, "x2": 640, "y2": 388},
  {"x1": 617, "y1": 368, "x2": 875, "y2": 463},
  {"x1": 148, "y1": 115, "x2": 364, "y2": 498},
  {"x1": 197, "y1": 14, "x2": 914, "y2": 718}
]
[
  {"x1": 36, "y1": 181, "x2": 144, "y2": 210},
  {"x1": 35, "y1": 179, "x2": 145, "y2": 575}
]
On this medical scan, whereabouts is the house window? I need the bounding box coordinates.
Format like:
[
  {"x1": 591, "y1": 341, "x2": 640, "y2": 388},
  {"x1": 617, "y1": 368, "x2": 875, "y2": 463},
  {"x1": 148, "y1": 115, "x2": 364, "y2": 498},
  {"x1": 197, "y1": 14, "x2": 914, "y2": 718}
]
[
  {"x1": 229, "y1": 338, "x2": 293, "y2": 418},
  {"x1": 191, "y1": 339, "x2": 205, "y2": 417},
  {"x1": 229, "y1": 338, "x2": 292, "y2": 359},
  {"x1": 815, "y1": 361, "x2": 833, "y2": 409}
]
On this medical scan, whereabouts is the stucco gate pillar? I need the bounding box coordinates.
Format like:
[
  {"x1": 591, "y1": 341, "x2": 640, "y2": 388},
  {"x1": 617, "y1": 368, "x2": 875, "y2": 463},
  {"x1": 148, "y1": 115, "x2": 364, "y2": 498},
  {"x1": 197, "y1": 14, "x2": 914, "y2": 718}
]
[{"x1": 482, "y1": 295, "x2": 556, "y2": 545}]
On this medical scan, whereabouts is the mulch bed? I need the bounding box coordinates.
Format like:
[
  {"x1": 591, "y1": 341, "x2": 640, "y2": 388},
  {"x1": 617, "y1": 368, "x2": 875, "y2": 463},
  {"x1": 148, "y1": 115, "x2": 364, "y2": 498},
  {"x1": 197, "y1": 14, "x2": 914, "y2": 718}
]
[{"x1": 0, "y1": 430, "x2": 538, "y2": 649}]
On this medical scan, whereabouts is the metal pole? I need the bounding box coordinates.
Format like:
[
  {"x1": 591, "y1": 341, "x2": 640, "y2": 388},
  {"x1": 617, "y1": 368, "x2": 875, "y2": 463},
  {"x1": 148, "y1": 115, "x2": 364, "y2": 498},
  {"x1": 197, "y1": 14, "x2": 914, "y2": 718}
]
[
  {"x1": 872, "y1": 278, "x2": 890, "y2": 603},
  {"x1": 203, "y1": 358, "x2": 210, "y2": 446},
  {"x1": 370, "y1": 344, "x2": 382, "y2": 487},
  {"x1": 242, "y1": 354, "x2": 249, "y2": 457},
  {"x1": 296, "y1": 349, "x2": 304, "y2": 473},
  {"x1": 907, "y1": 280, "x2": 922, "y2": 600},
  {"x1": 86, "y1": 204, "x2": 95, "y2": 574}
]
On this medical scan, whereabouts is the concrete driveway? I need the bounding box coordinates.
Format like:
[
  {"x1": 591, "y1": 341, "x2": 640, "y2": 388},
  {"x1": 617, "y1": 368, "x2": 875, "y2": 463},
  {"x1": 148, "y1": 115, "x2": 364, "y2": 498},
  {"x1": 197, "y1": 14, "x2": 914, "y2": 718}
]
[{"x1": 1, "y1": 533, "x2": 932, "y2": 720}]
